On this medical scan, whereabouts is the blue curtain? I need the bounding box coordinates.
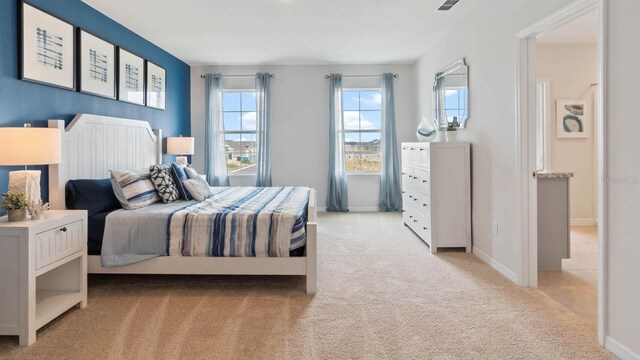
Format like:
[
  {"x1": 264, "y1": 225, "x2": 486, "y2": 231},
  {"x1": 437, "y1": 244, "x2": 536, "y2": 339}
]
[
  {"x1": 326, "y1": 74, "x2": 349, "y2": 212},
  {"x1": 255, "y1": 73, "x2": 272, "y2": 187},
  {"x1": 379, "y1": 73, "x2": 402, "y2": 211},
  {"x1": 204, "y1": 73, "x2": 229, "y2": 186}
]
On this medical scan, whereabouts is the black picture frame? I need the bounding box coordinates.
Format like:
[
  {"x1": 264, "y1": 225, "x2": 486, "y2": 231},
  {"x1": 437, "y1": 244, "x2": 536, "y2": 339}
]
[
  {"x1": 77, "y1": 28, "x2": 116, "y2": 99},
  {"x1": 19, "y1": 0, "x2": 76, "y2": 91},
  {"x1": 145, "y1": 60, "x2": 167, "y2": 110},
  {"x1": 117, "y1": 46, "x2": 146, "y2": 106}
]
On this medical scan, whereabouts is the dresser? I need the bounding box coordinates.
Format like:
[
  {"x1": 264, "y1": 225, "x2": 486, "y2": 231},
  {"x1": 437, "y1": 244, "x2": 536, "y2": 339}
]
[
  {"x1": 0, "y1": 210, "x2": 87, "y2": 346},
  {"x1": 401, "y1": 142, "x2": 471, "y2": 253}
]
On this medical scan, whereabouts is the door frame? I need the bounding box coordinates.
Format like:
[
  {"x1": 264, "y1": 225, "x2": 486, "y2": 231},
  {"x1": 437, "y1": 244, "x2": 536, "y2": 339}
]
[{"x1": 514, "y1": 0, "x2": 607, "y2": 345}]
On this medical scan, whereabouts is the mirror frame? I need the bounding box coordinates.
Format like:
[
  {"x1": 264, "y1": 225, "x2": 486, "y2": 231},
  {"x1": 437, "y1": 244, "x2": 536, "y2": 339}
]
[{"x1": 433, "y1": 58, "x2": 469, "y2": 129}]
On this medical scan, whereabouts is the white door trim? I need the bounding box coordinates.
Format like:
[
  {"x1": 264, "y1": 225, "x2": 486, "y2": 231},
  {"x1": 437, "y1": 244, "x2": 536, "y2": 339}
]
[{"x1": 515, "y1": 0, "x2": 607, "y2": 346}]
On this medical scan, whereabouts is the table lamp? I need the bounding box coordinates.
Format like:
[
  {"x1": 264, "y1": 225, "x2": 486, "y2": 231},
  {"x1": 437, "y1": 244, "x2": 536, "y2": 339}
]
[
  {"x1": 0, "y1": 124, "x2": 62, "y2": 202},
  {"x1": 166, "y1": 136, "x2": 194, "y2": 166}
]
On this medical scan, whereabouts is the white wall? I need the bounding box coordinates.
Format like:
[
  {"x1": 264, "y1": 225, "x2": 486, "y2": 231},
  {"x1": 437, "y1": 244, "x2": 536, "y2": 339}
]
[
  {"x1": 190, "y1": 64, "x2": 417, "y2": 210},
  {"x1": 606, "y1": 0, "x2": 640, "y2": 356},
  {"x1": 536, "y1": 44, "x2": 598, "y2": 224},
  {"x1": 413, "y1": 0, "x2": 576, "y2": 276}
]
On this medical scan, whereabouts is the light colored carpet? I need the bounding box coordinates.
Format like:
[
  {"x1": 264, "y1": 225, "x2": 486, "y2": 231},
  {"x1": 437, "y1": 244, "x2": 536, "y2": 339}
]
[{"x1": 0, "y1": 213, "x2": 613, "y2": 359}]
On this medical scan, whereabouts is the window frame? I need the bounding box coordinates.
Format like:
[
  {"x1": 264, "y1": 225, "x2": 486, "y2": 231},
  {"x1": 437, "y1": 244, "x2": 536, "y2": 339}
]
[
  {"x1": 221, "y1": 89, "x2": 258, "y2": 175},
  {"x1": 342, "y1": 87, "x2": 383, "y2": 175}
]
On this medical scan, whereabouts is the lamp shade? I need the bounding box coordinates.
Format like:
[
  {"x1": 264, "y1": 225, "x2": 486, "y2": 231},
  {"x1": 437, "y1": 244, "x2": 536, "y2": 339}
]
[
  {"x1": 166, "y1": 136, "x2": 195, "y2": 155},
  {"x1": 0, "y1": 128, "x2": 61, "y2": 166}
]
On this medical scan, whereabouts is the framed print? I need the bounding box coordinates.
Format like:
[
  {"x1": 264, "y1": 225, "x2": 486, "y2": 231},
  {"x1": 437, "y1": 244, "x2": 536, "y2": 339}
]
[
  {"x1": 146, "y1": 61, "x2": 166, "y2": 110},
  {"x1": 79, "y1": 29, "x2": 115, "y2": 99},
  {"x1": 20, "y1": 2, "x2": 75, "y2": 90},
  {"x1": 556, "y1": 99, "x2": 589, "y2": 139},
  {"x1": 117, "y1": 48, "x2": 145, "y2": 105}
]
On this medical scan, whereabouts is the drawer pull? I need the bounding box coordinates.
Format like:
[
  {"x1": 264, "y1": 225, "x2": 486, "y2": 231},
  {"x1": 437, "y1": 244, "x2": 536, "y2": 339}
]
[
  {"x1": 408, "y1": 195, "x2": 413, "y2": 199},
  {"x1": 402, "y1": 172, "x2": 406, "y2": 175},
  {"x1": 413, "y1": 198, "x2": 418, "y2": 202},
  {"x1": 423, "y1": 203, "x2": 428, "y2": 207},
  {"x1": 410, "y1": 147, "x2": 416, "y2": 150},
  {"x1": 60, "y1": 227, "x2": 67, "y2": 232},
  {"x1": 409, "y1": 215, "x2": 413, "y2": 218},
  {"x1": 401, "y1": 191, "x2": 405, "y2": 194},
  {"x1": 419, "y1": 148, "x2": 425, "y2": 151},
  {"x1": 422, "y1": 180, "x2": 428, "y2": 183},
  {"x1": 423, "y1": 227, "x2": 428, "y2": 231},
  {"x1": 413, "y1": 220, "x2": 418, "y2": 223}
]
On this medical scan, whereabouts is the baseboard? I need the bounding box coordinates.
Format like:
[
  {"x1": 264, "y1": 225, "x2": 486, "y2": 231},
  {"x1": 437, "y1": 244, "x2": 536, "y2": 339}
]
[
  {"x1": 571, "y1": 218, "x2": 596, "y2": 226},
  {"x1": 605, "y1": 336, "x2": 640, "y2": 360},
  {"x1": 472, "y1": 247, "x2": 518, "y2": 284}
]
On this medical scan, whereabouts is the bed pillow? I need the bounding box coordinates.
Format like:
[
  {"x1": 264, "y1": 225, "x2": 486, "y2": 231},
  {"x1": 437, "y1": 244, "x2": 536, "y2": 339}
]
[
  {"x1": 149, "y1": 164, "x2": 180, "y2": 203},
  {"x1": 169, "y1": 162, "x2": 192, "y2": 200},
  {"x1": 110, "y1": 169, "x2": 161, "y2": 210},
  {"x1": 184, "y1": 167, "x2": 199, "y2": 180},
  {"x1": 182, "y1": 177, "x2": 214, "y2": 202},
  {"x1": 65, "y1": 179, "x2": 122, "y2": 217}
]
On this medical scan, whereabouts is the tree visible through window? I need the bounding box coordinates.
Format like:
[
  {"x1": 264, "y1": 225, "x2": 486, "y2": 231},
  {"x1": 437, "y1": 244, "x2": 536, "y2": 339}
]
[
  {"x1": 222, "y1": 91, "x2": 257, "y2": 174},
  {"x1": 343, "y1": 90, "x2": 382, "y2": 173}
]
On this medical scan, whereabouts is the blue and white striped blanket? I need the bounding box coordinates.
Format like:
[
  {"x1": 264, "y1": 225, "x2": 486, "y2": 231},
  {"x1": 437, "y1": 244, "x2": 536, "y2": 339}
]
[{"x1": 168, "y1": 187, "x2": 310, "y2": 257}]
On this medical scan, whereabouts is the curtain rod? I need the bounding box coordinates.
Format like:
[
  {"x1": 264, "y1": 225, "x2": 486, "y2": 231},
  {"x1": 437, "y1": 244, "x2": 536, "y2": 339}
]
[
  {"x1": 200, "y1": 73, "x2": 276, "y2": 79},
  {"x1": 323, "y1": 74, "x2": 399, "y2": 79}
]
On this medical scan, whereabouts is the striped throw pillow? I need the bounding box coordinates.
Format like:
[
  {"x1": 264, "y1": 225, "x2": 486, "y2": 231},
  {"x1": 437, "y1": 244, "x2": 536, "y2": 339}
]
[
  {"x1": 110, "y1": 169, "x2": 161, "y2": 210},
  {"x1": 182, "y1": 177, "x2": 213, "y2": 202}
]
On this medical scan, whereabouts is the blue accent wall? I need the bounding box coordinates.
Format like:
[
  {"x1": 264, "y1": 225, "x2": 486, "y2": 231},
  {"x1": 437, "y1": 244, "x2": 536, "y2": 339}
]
[{"x1": 0, "y1": 0, "x2": 191, "y2": 206}]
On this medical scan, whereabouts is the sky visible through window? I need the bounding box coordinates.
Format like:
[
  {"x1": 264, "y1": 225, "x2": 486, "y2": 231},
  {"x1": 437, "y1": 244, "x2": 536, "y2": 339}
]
[
  {"x1": 343, "y1": 90, "x2": 382, "y2": 173},
  {"x1": 223, "y1": 91, "x2": 257, "y2": 174}
]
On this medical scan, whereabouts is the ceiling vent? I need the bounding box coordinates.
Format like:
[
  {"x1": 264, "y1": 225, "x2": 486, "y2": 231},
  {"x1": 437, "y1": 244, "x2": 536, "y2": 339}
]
[{"x1": 437, "y1": 0, "x2": 460, "y2": 11}]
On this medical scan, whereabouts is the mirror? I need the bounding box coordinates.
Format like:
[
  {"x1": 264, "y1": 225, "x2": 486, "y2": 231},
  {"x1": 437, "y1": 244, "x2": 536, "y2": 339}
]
[{"x1": 433, "y1": 58, "x2": 469, "y2": 129}]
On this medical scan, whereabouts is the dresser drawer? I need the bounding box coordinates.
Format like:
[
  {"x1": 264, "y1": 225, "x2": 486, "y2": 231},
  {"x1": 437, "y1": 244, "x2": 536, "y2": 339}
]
[
  {"x1": 417, "y1": 146, "x2": 430, "y2": 168},
  {"x1": 35, "y1": 220, "x2": 83, "y2": 270},
  {"x1": 402, "y1": 145, "x2": 418, "y2": 165}
]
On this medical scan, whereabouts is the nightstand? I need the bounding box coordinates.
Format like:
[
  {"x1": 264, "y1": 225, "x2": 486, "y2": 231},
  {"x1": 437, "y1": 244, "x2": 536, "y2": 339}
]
[{"x1": 0, "y1": 210, "x2": 87, "y2": 346}]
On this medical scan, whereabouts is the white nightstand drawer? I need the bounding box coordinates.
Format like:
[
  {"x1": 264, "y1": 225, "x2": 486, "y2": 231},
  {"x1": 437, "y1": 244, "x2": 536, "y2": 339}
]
[{"x1": 36, "y1": 220, "x2": 83, "y2": 270}]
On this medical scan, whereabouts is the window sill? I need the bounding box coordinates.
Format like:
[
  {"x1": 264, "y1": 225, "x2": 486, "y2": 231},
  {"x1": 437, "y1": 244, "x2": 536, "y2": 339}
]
[
  {"x1": 347, "y1": 173, "x2": 381, "y2": 177},
  {"x1": 228, "y1": 173, "x2": 256, "y2": 177}
]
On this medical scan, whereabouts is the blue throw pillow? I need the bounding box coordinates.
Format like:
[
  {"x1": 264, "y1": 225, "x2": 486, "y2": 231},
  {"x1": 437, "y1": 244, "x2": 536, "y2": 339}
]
[
  {"x1": 170, "y1": 162, "x2": 192, "y2": 200},
  {"x1": 66, "y1": 179, "x2": 122, "y2": 217}
]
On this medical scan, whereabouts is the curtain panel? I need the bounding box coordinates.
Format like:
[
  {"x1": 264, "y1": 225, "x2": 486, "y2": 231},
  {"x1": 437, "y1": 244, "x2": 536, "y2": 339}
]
[
  {"x1": 204, "y1": 73, "x2": 230, "y2": 186},
  {"x1": 326, "y1": 74, "x2": 349, "y2": 212}
]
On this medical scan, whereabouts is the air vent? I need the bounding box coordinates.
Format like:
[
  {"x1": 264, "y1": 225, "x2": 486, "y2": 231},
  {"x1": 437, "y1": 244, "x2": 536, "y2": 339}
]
[{"x1": 438, "y1": 0, "x2": 460, "y2": 11}]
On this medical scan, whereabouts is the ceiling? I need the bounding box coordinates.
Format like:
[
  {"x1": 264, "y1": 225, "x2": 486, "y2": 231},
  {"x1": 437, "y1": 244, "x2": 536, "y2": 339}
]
[
  {"x1": 82, "y1": 0, "x2": 481, "y2": 66},
  {"x1": 537, "y1": 10, "x2": 598, "y2": 45}
]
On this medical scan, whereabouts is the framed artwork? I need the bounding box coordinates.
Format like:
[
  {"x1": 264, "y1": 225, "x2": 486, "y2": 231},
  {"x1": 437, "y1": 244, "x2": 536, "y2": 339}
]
[
  {"x1": 20, "y1": 2, "x2": 75, "y2": 90},
  {"x1": 78, "y1": 29, "x2": 115, "y2": 99},
  {"x1": 146, "y1": 61, "x2": 166, "y2": 110},
  {"x1": 557, "y1": 99, "x2": 589, "y2": 139},
  {"x1": 117, "y1": 48, "x2": 145, "y2": 105}
]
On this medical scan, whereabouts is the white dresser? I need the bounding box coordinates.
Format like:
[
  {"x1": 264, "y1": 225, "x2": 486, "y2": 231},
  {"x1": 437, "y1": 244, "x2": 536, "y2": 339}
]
[
  {"x1": 0, "y1": 210, "x2": 87, "y2": 346},
  {"x1": 401, "y1": 142, "x2": 471, "y2": 253}
]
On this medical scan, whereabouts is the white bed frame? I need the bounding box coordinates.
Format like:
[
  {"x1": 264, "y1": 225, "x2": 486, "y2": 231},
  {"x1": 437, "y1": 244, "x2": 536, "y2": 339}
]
[{"x1": 48, "y1": 114, "x2": 317, "y2": 294}]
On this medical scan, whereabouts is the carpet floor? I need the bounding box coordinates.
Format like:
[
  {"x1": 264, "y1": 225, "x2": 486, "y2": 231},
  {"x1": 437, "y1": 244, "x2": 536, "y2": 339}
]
[{"x1": 0, "y1": 212, "x2": 613, "y2": 359}]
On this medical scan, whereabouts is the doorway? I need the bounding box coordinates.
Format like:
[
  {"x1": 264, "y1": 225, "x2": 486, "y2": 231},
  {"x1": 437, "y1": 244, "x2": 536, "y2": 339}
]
[{"x1": 515, "y1": 0, "x2": 606, "y2": 345}]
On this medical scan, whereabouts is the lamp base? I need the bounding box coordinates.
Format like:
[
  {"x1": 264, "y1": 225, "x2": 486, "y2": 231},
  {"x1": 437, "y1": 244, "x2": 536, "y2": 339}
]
[
  {"x1": 9, "y1": 170, "x2": 41, "y2": 203},
  {"x1": 175, "y1": 156, "x2": 188, "y2": 166}
]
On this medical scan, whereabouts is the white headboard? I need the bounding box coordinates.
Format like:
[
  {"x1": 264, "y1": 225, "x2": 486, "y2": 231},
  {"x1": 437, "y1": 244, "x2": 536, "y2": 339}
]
[{"x1": 48, "y1": 113, "x2": 162, "y2": 210}]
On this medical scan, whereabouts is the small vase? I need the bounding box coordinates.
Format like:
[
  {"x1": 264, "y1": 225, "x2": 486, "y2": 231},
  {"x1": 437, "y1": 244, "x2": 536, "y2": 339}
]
[{"x1": 7, "y1": 209, "x2": 27, "y2": 222}]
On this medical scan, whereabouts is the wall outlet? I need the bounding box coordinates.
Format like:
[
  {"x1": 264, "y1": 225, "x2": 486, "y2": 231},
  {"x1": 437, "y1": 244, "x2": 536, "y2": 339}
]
[{"x1": 493, "y1": 222, "x2": 499, "y2": 237}]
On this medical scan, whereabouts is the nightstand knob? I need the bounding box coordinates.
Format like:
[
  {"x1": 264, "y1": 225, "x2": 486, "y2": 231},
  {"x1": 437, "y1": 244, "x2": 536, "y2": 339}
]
[{"x1": 60, "y1": 227, "x2": 67, "y2": 232}]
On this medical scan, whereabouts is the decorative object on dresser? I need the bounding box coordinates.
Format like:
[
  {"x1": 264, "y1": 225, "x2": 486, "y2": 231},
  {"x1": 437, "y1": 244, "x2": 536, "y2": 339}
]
[
  {"x1": 20, "y1": 2, "x2": 75, "y2": 90},
  {"x1": 27, "y1": 199, "x2": 50, "y2": 220},
  {"x1": 117, "y1": 47, "x2": 145, "y2": 105},
  {"x1": 401, "y1": 142, "x2": 471, "y2": 253},
  {"x1": 166, "y1": 136, "x2": 195, "y2": 166},
  {"x1": 78, "y1": 29, "x2": 116, "y2": 99},
  {"x1": 2, "y1": 192, "x2": 29, "y2": 222},
  {"x1": 0, "y1": 124, "x2": 62, "y2": 203},
  {"x1": 416, "y1": 116, "x2": 438, "y2": 142},
  {"x1": 146, "y1": 60, "x2": 166, "y2": 110},
  {"x1": 0, "y1": 210, "x2": 87, "y2": 346}
]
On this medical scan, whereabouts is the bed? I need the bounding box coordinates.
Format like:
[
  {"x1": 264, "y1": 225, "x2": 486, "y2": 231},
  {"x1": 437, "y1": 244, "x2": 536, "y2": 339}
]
[{"x1": 48, "y1": 114, "x2": 317, "y2": 294}]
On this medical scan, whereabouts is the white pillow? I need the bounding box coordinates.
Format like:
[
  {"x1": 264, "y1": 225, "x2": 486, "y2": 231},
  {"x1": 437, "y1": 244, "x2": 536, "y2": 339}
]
[
  {"x1": 182, "y1": 177, "x2": 213, "y2": 202},
  {"x1": 184, "y1": 167, "x2": 199, "y2": 180},
  {"x1": 110, "y1": 169, "x2": 161, "y2": 210}
]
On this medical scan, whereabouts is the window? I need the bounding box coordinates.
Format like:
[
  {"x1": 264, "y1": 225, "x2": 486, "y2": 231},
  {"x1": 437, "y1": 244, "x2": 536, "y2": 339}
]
[
  {"x1": 343, "y1": 90, "x2": 382, "y2": 173},
  {"x1": 222, "y1": 90, "x2": 257, "y2": 174}
]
